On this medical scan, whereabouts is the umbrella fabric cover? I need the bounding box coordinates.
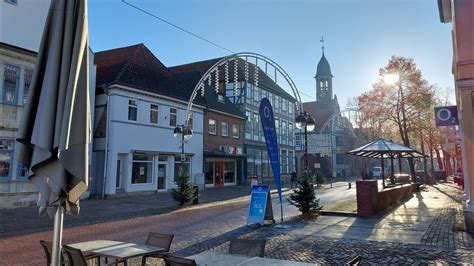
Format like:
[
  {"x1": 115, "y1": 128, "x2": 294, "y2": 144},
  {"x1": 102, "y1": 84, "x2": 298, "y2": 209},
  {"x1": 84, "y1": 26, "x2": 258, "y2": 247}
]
[{"x1": 16, "y1": 0, "x2": 90, "y2": 217}]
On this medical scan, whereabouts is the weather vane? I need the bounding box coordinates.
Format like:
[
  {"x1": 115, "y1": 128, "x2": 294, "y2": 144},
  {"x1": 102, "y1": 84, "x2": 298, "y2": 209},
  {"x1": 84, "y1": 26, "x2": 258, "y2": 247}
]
[{"x1": 320, "y1": 36, "x2": 325, "y2": 54}]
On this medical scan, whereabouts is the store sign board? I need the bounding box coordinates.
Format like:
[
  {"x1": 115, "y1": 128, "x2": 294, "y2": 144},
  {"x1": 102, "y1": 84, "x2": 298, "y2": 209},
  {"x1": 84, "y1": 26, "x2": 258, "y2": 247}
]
[
  {"x1": 434, "y1": 106, "x2": 459, "y2": 126},
  {"x1": 307, "y1": 134, "x2": 331, "y2": 155}
]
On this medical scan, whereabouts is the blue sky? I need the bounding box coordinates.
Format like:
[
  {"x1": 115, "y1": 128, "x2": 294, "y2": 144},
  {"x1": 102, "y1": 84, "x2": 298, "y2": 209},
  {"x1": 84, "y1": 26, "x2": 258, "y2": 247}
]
[{"x1": 89, "y1": 0, "x2": 453, "y2": 107}]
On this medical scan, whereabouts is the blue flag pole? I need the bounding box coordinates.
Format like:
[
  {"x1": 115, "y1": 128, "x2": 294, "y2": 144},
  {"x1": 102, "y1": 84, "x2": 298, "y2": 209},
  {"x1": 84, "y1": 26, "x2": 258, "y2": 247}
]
[{"x1": 259, "y1": 98, "x2": 283, "y2": 222}]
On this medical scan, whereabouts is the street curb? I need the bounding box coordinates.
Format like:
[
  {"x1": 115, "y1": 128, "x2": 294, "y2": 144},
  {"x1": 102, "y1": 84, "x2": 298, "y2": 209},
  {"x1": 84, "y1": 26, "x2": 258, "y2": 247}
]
[{"x1": 320, "y1": 210, "x2": 358, "y2": 217}]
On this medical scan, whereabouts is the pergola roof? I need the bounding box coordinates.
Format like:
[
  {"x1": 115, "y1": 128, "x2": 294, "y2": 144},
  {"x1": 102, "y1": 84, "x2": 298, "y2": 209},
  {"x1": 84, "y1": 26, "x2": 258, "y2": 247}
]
[{"x1": 347, "y1": 139, "x2": 427, "y2": 158}]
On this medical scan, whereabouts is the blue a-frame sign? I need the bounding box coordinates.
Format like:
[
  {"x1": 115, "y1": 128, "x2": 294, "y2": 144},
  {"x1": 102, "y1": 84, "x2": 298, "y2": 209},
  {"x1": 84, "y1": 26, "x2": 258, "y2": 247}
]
[{"x1": 247, "y1": 185, "x2": 274, "y2": 225}]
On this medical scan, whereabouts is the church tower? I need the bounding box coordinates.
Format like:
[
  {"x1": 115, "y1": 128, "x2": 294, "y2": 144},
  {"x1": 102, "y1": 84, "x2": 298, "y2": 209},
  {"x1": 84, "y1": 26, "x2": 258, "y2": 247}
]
[{"x1": 315, "y1": 37, "x2": 333, "y2": 103}]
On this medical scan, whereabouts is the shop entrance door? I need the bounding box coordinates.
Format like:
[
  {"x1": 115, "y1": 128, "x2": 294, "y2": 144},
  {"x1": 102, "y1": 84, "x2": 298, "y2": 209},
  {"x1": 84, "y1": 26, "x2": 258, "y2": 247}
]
[
  {"x1": 157, "y1": 163, "x2": 167, "y2": 190},
  {"x1": 214, "y1": 161, "x2": 224, "y2": 187}
]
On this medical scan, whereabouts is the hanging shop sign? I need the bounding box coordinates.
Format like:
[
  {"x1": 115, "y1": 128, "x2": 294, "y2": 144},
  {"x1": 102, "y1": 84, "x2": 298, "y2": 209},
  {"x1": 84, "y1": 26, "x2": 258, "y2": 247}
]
[{"x1": 434, "y1": 106, "x2": 459, "y2": 126}]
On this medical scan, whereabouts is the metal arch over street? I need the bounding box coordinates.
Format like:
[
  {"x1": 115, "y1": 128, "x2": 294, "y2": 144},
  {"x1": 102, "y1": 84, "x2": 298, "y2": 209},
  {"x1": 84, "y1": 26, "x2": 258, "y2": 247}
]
[
  {"x1": 184, "y1": 52, "x2": 303, "y2": 127},
  {"x1": 318, "y1": 108, "x2": 361, "y2": 135}
]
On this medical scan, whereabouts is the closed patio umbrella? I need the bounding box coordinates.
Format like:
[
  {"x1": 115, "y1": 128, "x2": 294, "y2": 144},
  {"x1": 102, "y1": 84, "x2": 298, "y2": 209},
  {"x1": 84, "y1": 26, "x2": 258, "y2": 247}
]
[
  {"x1": 347, "y1": 139, "x2": 426, "y2": 188},
  {"x1": 16, "y1": 0, "x2": 90, "y2": 265}
]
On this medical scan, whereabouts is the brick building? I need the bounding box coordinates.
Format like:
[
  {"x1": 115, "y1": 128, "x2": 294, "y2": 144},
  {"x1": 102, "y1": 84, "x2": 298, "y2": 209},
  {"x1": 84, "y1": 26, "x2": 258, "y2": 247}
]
[
  {"x1": 171, "y1": 68, "x2": 246, "y2": 187},
  {"x1": 170, "y1": 57, "x2": 296, "y2": 185}
]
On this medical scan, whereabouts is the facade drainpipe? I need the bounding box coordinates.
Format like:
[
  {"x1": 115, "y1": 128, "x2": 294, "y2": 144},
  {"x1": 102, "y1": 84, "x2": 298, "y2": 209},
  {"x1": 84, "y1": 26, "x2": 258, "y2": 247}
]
[{"x1": 101, "y1": 87, "x2": 110, "y2": 200}]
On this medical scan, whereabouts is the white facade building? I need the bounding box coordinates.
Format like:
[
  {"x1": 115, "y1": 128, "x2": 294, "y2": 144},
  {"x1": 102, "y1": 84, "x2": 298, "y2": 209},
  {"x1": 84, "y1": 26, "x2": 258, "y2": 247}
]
[{"x1": 92, "y1": 44, "x2": 204, "y2": 196}]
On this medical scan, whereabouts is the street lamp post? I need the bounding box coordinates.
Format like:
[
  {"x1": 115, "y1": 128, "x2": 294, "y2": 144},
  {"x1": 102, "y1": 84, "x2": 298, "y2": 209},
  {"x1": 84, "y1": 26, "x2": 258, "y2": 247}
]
[
  {"x1": 173, "y1": 124, "x2": 193, "y2": 175},
  {"x1": 296, "y1": 111, "x2": 316, "y2": 172}
]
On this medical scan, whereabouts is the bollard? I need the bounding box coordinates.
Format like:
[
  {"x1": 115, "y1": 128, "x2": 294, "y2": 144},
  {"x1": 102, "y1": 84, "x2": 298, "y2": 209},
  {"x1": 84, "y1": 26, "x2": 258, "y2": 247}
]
[
  {"x1": 193, "y1": 186, "x2": 199, "y2": 204},
  {"x1": 348, "y1": 182, "x2": 351, "y2": 189}
]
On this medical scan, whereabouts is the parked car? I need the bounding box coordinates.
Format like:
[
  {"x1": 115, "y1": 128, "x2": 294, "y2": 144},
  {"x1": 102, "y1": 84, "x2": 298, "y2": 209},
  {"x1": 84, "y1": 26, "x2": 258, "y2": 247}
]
[{"x1": 370, "y1": 167, "x2": 382, "y2": 178}]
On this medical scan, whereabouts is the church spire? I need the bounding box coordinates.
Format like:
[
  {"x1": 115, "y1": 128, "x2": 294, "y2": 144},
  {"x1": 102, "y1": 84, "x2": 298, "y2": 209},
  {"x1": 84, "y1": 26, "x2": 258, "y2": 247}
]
[{"x1": 315, "y1": 37, "x2": 333, "y2": 103}]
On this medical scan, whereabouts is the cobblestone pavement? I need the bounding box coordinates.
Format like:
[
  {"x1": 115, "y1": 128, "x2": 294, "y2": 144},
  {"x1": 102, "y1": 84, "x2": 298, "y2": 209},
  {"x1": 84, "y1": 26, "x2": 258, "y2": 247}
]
[
  {"x1": 1, "y1": 181, "x2": 472, "y2": 265},
  {"x1": 0, "y1": 183, "x2": 291, "y2": 238},
  {"x1": 170, "y1": 225, "x2": 474, "y2": 265},
  {"x1": 419, "y1": 183, "x2": 473, "y2": 249}
]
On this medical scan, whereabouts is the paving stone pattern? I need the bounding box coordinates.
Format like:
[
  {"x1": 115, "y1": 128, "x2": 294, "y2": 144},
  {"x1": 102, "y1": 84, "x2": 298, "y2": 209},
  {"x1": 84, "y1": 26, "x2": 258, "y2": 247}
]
[
  {"x1": 1, "y1": 181, "x2": 473, "y2": 265},
  {"x1": 421, "y1": 207, "x2": 473, "y2": 249},
  {"x1": 165, "y1": 220, "x2": 474, "y2": 265}
]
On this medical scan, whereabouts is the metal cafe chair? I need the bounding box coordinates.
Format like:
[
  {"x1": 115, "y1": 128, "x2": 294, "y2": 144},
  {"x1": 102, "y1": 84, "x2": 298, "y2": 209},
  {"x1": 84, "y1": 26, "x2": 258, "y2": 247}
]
[
  {"x1": 141, "y1": 232, "x2": 175, "y2": 265},
  {"x1": 62, "y1": 245, "x2": 88, "y2": 266}
]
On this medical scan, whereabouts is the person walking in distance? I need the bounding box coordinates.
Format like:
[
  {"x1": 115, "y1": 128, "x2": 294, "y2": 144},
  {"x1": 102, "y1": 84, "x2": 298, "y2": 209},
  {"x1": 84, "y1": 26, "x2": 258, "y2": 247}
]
[{"x1": 291, "y1": 171, "x2": 297, "y2": 188}]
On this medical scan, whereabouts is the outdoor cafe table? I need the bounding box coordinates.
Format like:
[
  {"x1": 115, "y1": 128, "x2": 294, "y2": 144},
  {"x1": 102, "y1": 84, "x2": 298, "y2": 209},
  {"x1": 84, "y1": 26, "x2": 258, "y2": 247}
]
[
  {"x1": 188, "y1": 251, "x2": 315, "y2": 265},
  {"x1": 68, "y1": 240, "x2": 164, "y2": 262}
]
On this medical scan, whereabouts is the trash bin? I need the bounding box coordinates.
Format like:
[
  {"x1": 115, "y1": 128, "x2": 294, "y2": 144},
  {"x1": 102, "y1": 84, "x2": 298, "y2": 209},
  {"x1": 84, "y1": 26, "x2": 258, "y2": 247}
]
[{"x1": 192, "y1": 185, "x2": 199, "y2": 204}]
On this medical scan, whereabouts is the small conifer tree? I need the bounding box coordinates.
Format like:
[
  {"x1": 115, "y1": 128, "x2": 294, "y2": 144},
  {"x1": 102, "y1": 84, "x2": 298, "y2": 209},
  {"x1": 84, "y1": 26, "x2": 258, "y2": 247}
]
[
  {"x1": 316, "y1": 171, "x2": 326, "y2": 187},
  {"x1": 170, "y1": 173, "x2": 195, "y2": 206},
  {"x1": 288, "y1": 173, "x2": 323, "y2": 216}
]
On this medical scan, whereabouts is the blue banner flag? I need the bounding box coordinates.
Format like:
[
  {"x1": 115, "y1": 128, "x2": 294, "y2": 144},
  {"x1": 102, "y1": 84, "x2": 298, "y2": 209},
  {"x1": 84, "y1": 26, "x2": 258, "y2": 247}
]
[{"x1": 259, "y1": 98, "x2": 282, "y2": 208}]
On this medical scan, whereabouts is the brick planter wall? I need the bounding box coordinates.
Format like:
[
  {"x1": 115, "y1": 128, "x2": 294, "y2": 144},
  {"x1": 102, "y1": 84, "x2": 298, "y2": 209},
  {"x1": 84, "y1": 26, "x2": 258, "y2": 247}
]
[
  {"x1": 356, "y1": 180, "x2": 378, "y2": 217},
  {"x1": 356, "y1": 181, "x2": 415, "y2": 217}
]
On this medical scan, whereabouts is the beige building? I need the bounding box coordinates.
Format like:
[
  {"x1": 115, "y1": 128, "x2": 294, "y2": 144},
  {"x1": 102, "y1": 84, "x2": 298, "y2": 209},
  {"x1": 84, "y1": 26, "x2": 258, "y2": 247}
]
[
  {"x1": 0, "y1": 0, "x2": 96, "y2": 208},
  {"x1": 438, "y1": 0, "x2": 474, "y2": 232}
]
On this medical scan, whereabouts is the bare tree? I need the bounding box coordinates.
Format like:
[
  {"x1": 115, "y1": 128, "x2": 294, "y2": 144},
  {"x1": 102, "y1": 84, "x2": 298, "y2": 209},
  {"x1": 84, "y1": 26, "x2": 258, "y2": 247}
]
[{"x1": 358, "y1": 56, "x2": 434, "y2": 177}]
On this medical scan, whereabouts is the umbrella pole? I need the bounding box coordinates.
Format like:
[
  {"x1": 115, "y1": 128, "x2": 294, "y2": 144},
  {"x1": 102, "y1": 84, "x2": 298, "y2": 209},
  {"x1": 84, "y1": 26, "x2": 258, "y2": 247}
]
[
  {"x1": 51, "y1": 206, "x2": 64, "y2": 266},
  {"x1": 390, "y1": 154, "x2": 395, "y2": 184},
  {"x1": 398, "y1": 153, "x2": 402, "y2": 174},
  {"x1": 381, "y1": 156, "x2": 385, "y2": 189}
]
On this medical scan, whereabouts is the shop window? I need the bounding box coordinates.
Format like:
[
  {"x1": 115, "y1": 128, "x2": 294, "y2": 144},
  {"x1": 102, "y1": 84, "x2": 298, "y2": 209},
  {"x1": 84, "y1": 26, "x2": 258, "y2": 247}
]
[
  {"x1": 209, "y1": 119, "x2": 216, "y2": 135},
  {"x1": 253, "y1": 112, "x2": 259, "y2": 140},
  {"x1": 0, "y1": 140, "x2": 13, "y2": 179},
  {"x1": 282, "y1": 121, "x2": 287, "y2": 145},
  {"x1": 174, "y1": 155, "x2": 190, "y2": 181},
  {"x1": 17, "y1": 163, "x2": 29, "y2": 179},
  {"x1": 224, "y1": 161, "x2": 236, "y2": 183},
  {"x1": 23, "y1": 69, "x2": 32, "y2": 105},
  {"x1": 169, "y1": 108, "x2": 177, "y2": 127},
  {"x1": 288, "y1": 122, "x2": 293, "y2": 145},
  {"x1": 275, "y1": 119, "x2": 280, "y2": 143},
  {"x1": 3, "y1": 64, "x2": 20, "y2": 104},
  {"x1": 253, "y1": 86, "x2": 260, "y2": 104},
  {"x1": 221, "y1": 122, "x2": 228, "y2": 137},
  {"x1": 245, "y1": 82, "x2": 253, "y2": 104},
  {"x1": 205, "y1": 162, "x2": 214, "y2": 185},
  {"x1": 150, "y1": 104, "x2": 158, "y2": 124},
  {"x1": 245, "y1": 110, "x2": 252, "y2": 139},
  {"x1": 232, "y1": 124, "x2": 239, "y2": 139},
  {"x1": 275, "y1": 95, "x2": 280, "y2": 113},
  {"x1": 289, "y1": 102, "x2": 294, "y2": 116},
  {"x1": 128, "y1": 99, "x2": 138, "y2": 121},
  {"x1": 217, "y1": 94, "x2": 225, "y2": 103},
  {"x1": 131, "y1": 153, "x2": 153, "y2": 184}
]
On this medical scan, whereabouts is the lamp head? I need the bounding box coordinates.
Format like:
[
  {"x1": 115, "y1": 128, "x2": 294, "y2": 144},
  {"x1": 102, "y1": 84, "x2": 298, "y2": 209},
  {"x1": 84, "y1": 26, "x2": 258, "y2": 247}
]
[
  {"x1": 173, "y1": 126, "x2": 182, "y2": 138},
  {"x1": 306, "y1": 115, "x2": 316, "y2": 131},
  {"x1": 183, "y1": 126, "x2": 193, "y2": 140},
  {"x1": 295, "y1": 113, "x2": 306, "y2": 129}
]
